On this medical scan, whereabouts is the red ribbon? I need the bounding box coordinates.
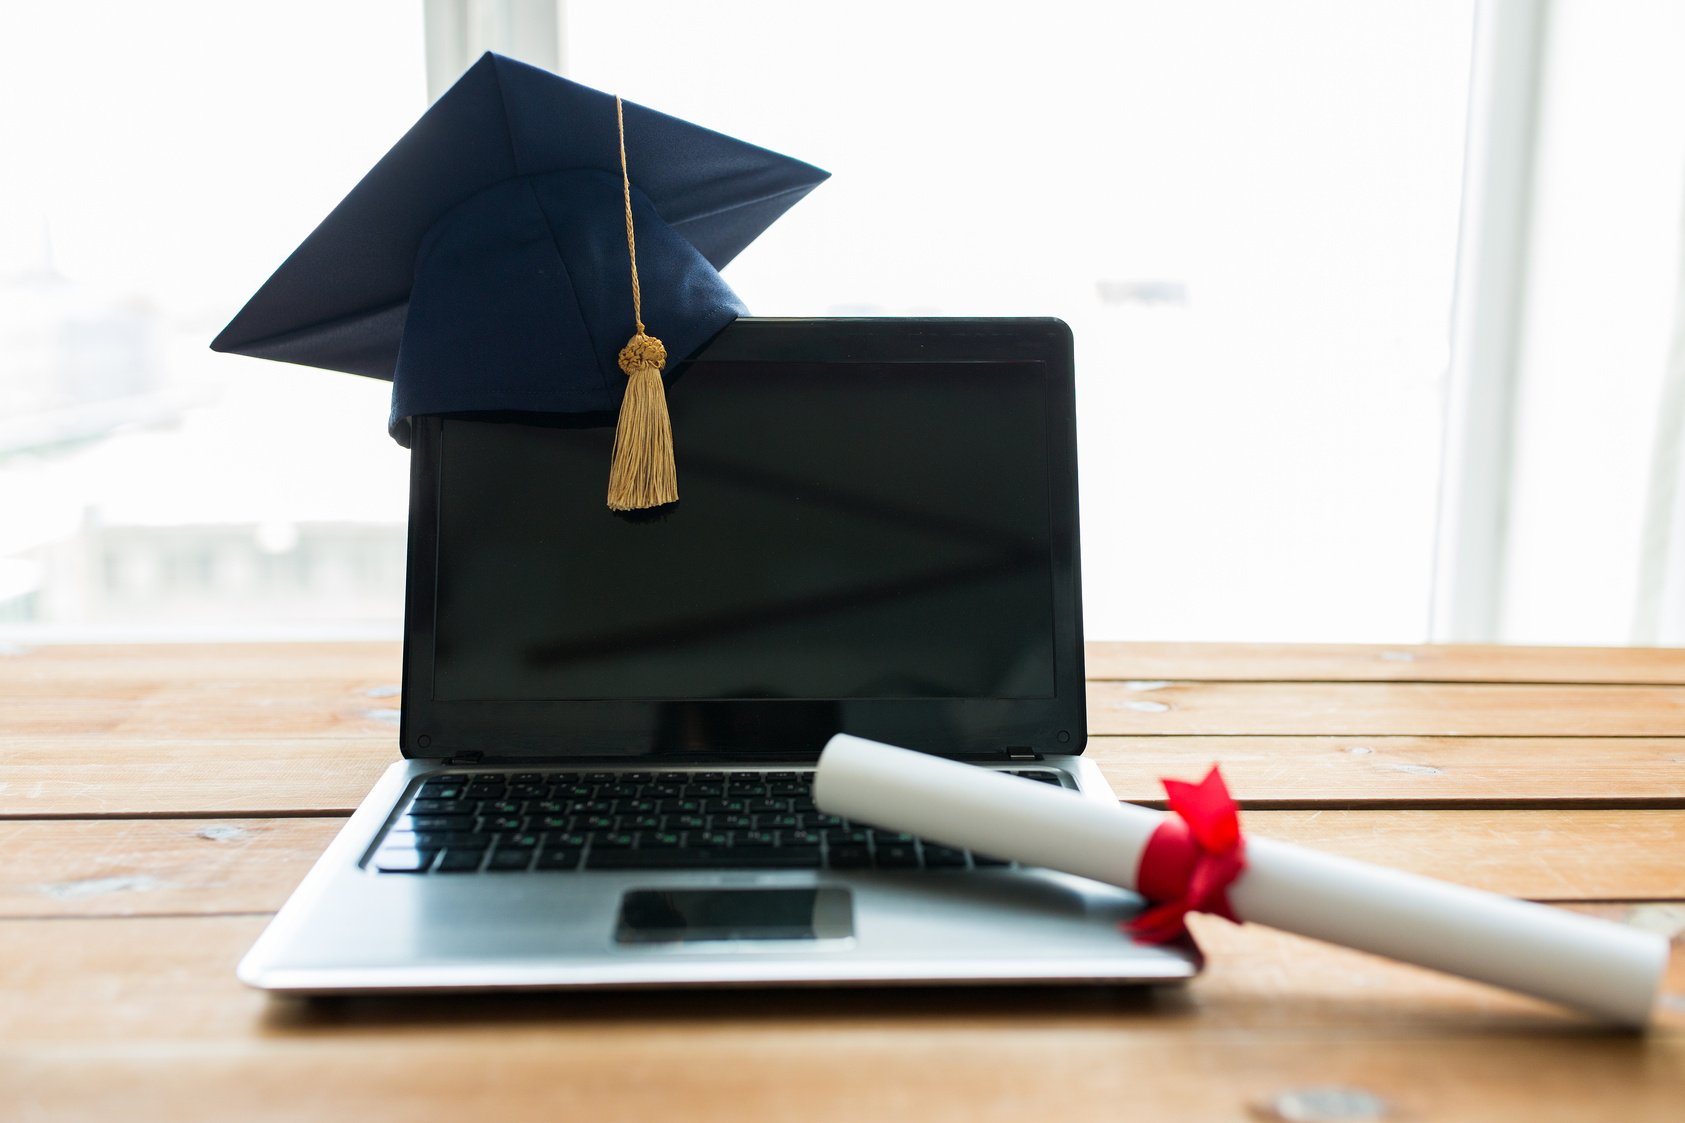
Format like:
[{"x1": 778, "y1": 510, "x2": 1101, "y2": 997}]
[{"x1": 1125, "y1": 766, "x2": 1247, "y2": 944}]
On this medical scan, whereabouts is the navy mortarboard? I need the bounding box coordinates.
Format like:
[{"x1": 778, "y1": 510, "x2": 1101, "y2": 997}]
[{"x1": 212, "y1": 52, "x2": 827, "y2": 510}]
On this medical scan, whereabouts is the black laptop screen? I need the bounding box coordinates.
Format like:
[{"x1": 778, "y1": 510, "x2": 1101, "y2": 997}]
[{"x1": 431, "y1": 360, "x2": 1056, "y2": 703}]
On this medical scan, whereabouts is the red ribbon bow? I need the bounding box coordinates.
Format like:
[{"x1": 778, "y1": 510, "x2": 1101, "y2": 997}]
[{"x1": 1125, "y1": 766, "x2": 1247, "y2": 944}]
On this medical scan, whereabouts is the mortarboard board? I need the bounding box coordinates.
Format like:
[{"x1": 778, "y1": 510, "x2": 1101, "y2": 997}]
[{"x1": 211, "y1": 52, "x2": 828, "y2": 509}]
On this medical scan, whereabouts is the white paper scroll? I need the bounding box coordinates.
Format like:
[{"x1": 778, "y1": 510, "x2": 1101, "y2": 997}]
[{"x1": 813, "y1": 734, "x2": 1669, "y2": 1026}]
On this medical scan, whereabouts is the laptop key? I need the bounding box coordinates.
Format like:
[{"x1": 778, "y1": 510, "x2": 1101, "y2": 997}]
[
  {"x1": 826, "y1": 844, "x2": 872, "y2": 869},
  {"x1": 875, "y1": 844, "x2": 922, "y2": 869},
  {"x1": 487, "y1": 849, "x2": 535, "y2": 871},
  {"x1": 923, "y1": 845, "x2": 970, "y2": 869},
  {"x1": 374, "y1": 849, "x2": 436, "y2": 873},
  {"x1": 585, "y1": 847, "x2": 821, "y2": 870},
  {"x1": 436, "y1": 849, "x2": 486, "y2": 872},
  {"x1": 405, "y1": 814, "x2": 474, "y2": 831},
  {"x1": 535, "y1": 848, "x2": 582, "y2": 870}
]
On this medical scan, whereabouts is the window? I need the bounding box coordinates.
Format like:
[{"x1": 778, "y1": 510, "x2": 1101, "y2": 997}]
[{"x1": 2, "y1": 1, "x2": 1476, "y2": 642}]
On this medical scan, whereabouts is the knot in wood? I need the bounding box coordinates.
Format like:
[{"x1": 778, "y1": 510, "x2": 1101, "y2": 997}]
[{"x1": 618, "y1": 333, "x2": 667, "y2": 375}]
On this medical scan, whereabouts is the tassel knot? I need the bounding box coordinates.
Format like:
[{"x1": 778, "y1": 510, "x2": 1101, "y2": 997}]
[{"x1": 617, "y1": 332, "x2": 667, "y2": 374}]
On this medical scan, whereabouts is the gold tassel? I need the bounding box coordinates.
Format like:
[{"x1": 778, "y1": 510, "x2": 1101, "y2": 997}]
[
  {"x1": 606, "y1": 95, "x2": 678, "y2": 511},
  {"x1": 607, "y1": 331, "x2": 676, "y2": 510}
]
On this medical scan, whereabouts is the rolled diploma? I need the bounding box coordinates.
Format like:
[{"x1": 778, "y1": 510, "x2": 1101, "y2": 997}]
[{"x1": 814, "y1": 734, "x2": 1669, "y2": 1026}]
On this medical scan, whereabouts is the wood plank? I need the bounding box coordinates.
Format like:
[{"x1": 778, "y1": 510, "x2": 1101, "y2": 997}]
[
  {"x1": 0, "y1": 641, "x2": 401, "y2": 687},
  {"x1": 0, "y1": 817, "x2": 342, "y2": 919},
  {"x1": 0, "y1": 737, "x2": 392, "y2": 817},
  {"x1": 0, "y1": 906, "x2": 1673, "y2": 1039},
  {"x1": 0, "y1": 910, "x2": 1676, "y2": 1122},
  {"x1": 0, "y1": 641, "x2": 403, "y2": 738},
  {"x1": 8, "y1": 735, "x2": 1684, "y2": 818},
  {"x1": 1090, "y1": 680, "x2": 1685, "y2": 736},
  {"x1": 1088, "y1": 641, "x2": 1685, "y2": 684},
  {"x1": 1088, "y1": 736, "x2": 1685, "y2": 806},
  {"x1": 9, "y1": 644, "x2": 1685, "y2": 745},
  {"x1": 3, "y1": 811, "x2": 1681, "y2": 920},
  {"x1": 10, "y1": 641, "x2": 1685, "y2": 693},
  {"x1": 3, "y1": 1034, "x2": 1679, "y2": 1123}
]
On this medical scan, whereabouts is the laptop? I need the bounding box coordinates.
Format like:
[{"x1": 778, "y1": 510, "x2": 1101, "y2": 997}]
[{"x1": 238, "y1": 317, "x2": 1201, "y2": 991}]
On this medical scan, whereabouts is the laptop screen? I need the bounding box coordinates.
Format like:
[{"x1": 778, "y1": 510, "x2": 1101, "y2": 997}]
[{"x1": 401, "y1": 318, "x2": 1084, "y2": 759}]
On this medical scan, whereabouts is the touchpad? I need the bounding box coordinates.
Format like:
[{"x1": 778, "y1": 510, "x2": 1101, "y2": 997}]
[{"x1": 615, "y1": 888, "x2": 853, "y2": 944}]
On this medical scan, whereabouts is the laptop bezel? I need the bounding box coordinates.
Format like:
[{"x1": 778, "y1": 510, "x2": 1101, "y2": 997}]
[{"x1": 397, "y1": 317, "x2": 1086, "y2": 763}]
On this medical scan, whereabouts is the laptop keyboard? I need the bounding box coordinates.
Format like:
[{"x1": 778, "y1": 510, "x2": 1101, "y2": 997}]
[{"x1": 369, "y1": 767, "x2": 1066, "y2": 874}]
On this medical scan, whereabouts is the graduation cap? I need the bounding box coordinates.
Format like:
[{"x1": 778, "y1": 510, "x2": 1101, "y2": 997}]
[{"x1": 211, "y1": 52, "x2": 828, "y2": 510}]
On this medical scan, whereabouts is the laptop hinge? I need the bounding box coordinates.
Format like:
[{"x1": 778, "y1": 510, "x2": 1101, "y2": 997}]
[
  {"x1": 442, "y1": 751, "x2": 484, "y2": 766},
  {"x1": 1005, "y1": 747, "x2": 1043, "y2": 761}
]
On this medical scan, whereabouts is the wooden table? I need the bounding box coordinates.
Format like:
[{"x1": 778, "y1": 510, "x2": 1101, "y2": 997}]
[{"x1": 3, "y1": 641, "x2": 1682, "y2": 1120}]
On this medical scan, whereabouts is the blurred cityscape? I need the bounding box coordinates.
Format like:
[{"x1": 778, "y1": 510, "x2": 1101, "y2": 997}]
[{"x1": 0, "y1": 230, "x2": 409, "y2": 638}]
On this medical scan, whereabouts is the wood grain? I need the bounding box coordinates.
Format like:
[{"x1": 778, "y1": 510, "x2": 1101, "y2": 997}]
[
  {"x1": 5, "y1": 735, "x2": 1683, "y2": 818},
  {"x1": 0, "y1": 737, "x2": 392, "y2": 817},
  {"x1": 2, "y1": 1035, "x2": 1678, "y2": 1123},
  {"x1": 11, "y1": 641, "x2": 1685, "y2": 691},
  {"x1": 3, "y1": 811, "x2": 1680, "y2": 921},
  {"x1": 1087, "y1": 641, "x2": 1685, "y2": 683},
  {"x1": 0, "y1": 817, "x2": 343, "y2": 919},
  {"x1": 1090, "y1": 680, "x2": 1685, "y2": 736},
  {"x1": 0, "y1": 642, "x2": 403, "y2": 738},
  {"x1": 0, "y1": 911, "x2": 1677, "y2": 1123},
  {"x1": 1088, "y1": 736, "x2": 1685, "y2": 806}
]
